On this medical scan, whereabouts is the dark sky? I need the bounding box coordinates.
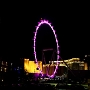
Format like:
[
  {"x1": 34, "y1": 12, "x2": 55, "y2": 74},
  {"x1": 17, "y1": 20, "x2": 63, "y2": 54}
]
[{"x1": 0, "y1": 2, "x2": 90, "y2": 61}]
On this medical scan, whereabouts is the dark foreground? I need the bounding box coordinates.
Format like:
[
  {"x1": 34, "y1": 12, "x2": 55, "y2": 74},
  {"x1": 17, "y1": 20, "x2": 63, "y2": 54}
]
[{"x1": 0, "y1": 83, "x2": 88, "y2": 90}]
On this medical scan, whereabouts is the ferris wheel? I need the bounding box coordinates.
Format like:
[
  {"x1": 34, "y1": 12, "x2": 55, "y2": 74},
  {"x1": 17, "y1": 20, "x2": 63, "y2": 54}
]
[{"x1": 33, "y1": 19, "x2": 60, "y2": 78}]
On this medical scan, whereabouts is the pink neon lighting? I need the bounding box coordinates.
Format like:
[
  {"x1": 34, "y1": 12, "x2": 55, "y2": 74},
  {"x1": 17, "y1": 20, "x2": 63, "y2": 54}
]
[{"x1": 33, "y1": 20, "x2": 60, "y2": 78}]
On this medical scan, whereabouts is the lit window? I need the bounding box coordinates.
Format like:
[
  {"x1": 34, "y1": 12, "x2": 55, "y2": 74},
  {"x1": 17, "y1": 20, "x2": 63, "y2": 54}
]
[
  {"x1": 85, "y1": 55, "x2": 87, "y2": 57},
  {"x1": 1, "y1": 67, "x2": 2, "y2": 71},
  {"x1": 6, "y1": 62, "x2": 7, "y2": 66},
  {"x1": 11, "y1": 63, "x2": 13, "y2": 66},
  {"x1": 4, "y1": 68, "x2": 7, "y2": 72}
]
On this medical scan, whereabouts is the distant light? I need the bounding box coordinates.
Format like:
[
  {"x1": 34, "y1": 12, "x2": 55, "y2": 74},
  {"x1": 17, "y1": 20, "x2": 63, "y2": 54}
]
[
  {"x1": 11, "y1": 63, "x2": 13, "y2": 65},
  {"x1": 41, "y1": 18, "x2": 42, "y2": 19},
  {"x1": 2, "y1": 79, "x2": 3, "y2": 82},
  {"x1": 85, "y1": 55, "x2": 87, "y2": 57}
]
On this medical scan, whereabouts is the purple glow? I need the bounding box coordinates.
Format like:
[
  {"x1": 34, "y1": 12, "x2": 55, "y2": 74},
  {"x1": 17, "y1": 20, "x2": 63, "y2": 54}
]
[{"x1": 33, "y1": 19, "x2": 60, "y2": 78}]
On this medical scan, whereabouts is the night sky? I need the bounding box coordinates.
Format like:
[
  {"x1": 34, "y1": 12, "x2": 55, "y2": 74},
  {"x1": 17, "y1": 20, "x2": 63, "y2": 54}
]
[{"x1": 0, "y1": 2, "x2": 90, "y2": 62}]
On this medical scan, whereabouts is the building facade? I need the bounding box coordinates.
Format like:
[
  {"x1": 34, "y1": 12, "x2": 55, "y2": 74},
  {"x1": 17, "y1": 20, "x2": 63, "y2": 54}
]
[{"x1": 24, "y1": 58, "x2": 88, "y2": 77}]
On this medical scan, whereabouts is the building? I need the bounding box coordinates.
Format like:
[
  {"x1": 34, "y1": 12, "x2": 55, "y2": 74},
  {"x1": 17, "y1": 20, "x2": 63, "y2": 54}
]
[
  {"x1": 24, "y1": 58, "x2": 42, "y2": 74},
  {"x1": 0, "y1": 58, "x2": 23, "y2": 83},
  {"x1": 0, "y1": 61, "x2": 8, "y2": 72},
  {"x1": 23, "y1": 57, "x2": 90, "y2": 81},
  {"x1": 84, "y1": 55, "x2": 90, "y2": 70},
  {"x1": 52, "y1": 58, "x2": 88, "y2": 70}
]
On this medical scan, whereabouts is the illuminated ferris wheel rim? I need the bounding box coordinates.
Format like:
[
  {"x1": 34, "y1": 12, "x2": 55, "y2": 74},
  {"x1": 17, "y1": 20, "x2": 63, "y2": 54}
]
[{"x1": 33, "y1": 19, "x2": 60, "y2": 78}]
